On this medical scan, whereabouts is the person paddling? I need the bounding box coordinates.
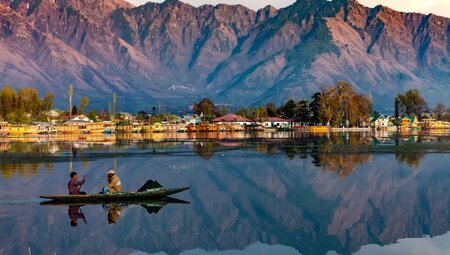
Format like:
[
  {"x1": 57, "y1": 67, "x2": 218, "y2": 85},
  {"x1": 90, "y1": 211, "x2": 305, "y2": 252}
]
[{"x1": 68, "y1": 172, "x2": 87, "y2": 195}]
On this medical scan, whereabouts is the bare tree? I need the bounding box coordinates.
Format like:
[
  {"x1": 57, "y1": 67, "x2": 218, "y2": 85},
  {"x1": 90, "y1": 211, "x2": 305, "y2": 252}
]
[
  {"x1": 80, "y1": 96, "x2": 90, "y2": 114},
  {"x1": 433, "y1": 102, "x2": 447, "y2": 120},
  {"x1": 68, "y1": 84, "x2": 73, "y2": 119}
]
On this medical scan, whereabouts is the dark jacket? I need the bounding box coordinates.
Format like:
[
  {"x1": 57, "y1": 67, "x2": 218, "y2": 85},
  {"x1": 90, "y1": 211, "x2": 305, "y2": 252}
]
[{"x1": 68, "y1": 178, "x2": 85, "y2": 195}]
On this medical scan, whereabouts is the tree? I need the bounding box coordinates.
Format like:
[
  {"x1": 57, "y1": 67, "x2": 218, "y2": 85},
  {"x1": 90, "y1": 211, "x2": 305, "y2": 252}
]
[
  {"x1": 137, "y1": 111, "x2": 149, "y2": 122},
  {"x1": 433, "y1": 102, "x2": 447, "y2": 120},
  {"x1": 18, "y1": 87, "x2": 40, "y2": 116},
  {"x1": 113, "y1": 93, "x2": 117, "y2": 117},
  {"x1": 319, "y1": 82, "x2": 370, "y2": 127},
  {"x1": 251, "y1": 106, "x2": 268, "y2": 121},
  {"x1": 309, "y1": 92, "x2": 321, "y2": 124},
  {"x1": 217, "y1": 106, "x2": 229, "y2": 117},
  {"x1": 86, "y1": 110, "x2": 98, "y2": 122},
  {"x1": 281, "y1": 99, "x2": 297, "y2": 119},
  {"x1": 397, "y1": 89, "x2": 428, "y2": 119},
  {"x1": 68, "y1": 84, "x2": 73, "y2": 119},
  {"x1": 297, "y1": 100, "x2": 309, "y2": 122},
  {"x1": 72, "y1": 105, "x2": 78, "y2": 115},
  {"x1": 79, "y1": 96, "x2": 90, "y2": 114},
  {"x1": 193, "y1": 98, "x2": 216, "y2": 121},
  {"x1": 41, "y1": 92, "x2": 54, "y2": 112},
  {"x1": 319, "y1": 86, "x2": 339, "y2": 126},
  {"x1": 266, "y1": 102, "x2": 277, "y2": 117},
  {"x1": 0, "y1": 85, "x2": 18, "y2": 119},
  {"x1": 236, "y1": 108, "x2": 250, "y2": 118}
]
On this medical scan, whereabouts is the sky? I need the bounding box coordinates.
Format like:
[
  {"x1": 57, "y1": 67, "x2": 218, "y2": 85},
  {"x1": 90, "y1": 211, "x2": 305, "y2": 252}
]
[{"x1": 127, "y1": 0, "x2": 450, "y2": 18}]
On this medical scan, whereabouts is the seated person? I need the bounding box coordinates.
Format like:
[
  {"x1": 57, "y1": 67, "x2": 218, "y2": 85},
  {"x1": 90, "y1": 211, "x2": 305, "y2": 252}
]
[
  {"x1": 101, "y1": 170, "x2": 122, "y2": 194},
  {"x1": 68, "y1": 172, "x2": 87, "y2": 195}
]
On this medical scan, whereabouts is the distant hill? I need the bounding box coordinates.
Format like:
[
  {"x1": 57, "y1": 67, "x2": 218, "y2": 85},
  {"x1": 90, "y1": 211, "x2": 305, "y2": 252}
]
[{"x1": 0, "y1": 0, "x2": 449, "y2": 111}]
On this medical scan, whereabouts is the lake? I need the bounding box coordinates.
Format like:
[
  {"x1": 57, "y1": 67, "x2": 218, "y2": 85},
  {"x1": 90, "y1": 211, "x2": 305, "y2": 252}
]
[{"x1": 0, "y1": 131, "x2": 449, "y2": 255}]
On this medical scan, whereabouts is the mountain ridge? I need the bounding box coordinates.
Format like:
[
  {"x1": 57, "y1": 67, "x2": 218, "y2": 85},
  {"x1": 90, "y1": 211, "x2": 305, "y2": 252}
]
[{"x1": 0, "y1": 0, "x2": 448, "y2": 111}]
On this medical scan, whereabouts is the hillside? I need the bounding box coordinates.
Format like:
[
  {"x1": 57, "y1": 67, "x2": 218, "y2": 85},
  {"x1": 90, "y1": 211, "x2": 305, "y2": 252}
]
[{"x1": 0, "y1": 0, "x2": 449, "y2": 111}]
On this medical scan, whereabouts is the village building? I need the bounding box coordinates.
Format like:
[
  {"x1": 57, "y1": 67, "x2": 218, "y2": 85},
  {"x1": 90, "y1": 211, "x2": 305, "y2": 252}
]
[
  {"x1": 212, "y1": 114, "x2": 252, "y2": 126},
  {"x1": 262, "y1": 117, "x2": 290, "y2": 128},
  {"x1": 402, "y1": 116, "x2": 419, "y2": 128},
  {"x1": 71, "y1": 114, "x2": 91, "y2": 122},
  {"x1": 183, "y1": 115, "x2": 201, "y2": 125},
  {"x1": 118, "y1": 112, "x2": 133, "y2": 121},
  {"x1": 370, "y1": 114, "x2": 390, "y2": 129}
]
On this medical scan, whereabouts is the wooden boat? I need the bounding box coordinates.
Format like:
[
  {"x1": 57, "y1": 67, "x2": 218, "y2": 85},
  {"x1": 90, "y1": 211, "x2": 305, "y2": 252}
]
[
  {"x1": 40, "y1": 196, "x2": 190, "y2": 207},
  {"x1": 40, "y1": 187, "x2": 190, "y2": 203}
]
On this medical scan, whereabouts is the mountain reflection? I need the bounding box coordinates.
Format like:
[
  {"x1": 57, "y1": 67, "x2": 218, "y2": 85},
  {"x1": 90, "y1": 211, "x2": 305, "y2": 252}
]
[{"x1": 0, "y1": 133, "x2": 449, "y2": 255}]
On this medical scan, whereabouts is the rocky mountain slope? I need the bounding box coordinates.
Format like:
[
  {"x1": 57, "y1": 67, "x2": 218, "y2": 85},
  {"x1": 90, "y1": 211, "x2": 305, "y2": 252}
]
[{"x1": 0, "y1": 0, "x2": 449, "y2": 111}]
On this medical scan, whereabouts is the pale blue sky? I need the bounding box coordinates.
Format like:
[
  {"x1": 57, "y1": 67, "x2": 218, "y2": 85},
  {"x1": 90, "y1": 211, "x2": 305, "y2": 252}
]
[{"x1": 126, "y1": 0, "x2": 450, "y2": 18}]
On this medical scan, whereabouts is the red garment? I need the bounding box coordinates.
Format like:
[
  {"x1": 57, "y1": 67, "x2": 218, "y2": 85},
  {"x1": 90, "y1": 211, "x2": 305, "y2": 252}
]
[{"x1": 68, "y1": 179, "x2": 85, "y2": 195}]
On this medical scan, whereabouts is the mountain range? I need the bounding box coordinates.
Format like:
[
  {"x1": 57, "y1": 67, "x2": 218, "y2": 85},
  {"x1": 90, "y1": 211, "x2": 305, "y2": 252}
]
[{"x1": 0, "y1": 0, "x2": 449, "y2": 111}]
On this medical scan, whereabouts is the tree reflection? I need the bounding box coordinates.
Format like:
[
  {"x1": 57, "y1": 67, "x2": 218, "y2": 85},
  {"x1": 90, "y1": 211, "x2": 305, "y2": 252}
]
[
  {"x1": 0, "y1": 162, "x2": 55, "y2": 178},
  {"x1": 193, "y1": 142, "x2": 215, "y2": 160},
  {"x1": 395, "y1": 151, "x2": 426, "y2": 167},
  {"x1": 317, "y1": 154, "x2": 372, "y2": 176}
]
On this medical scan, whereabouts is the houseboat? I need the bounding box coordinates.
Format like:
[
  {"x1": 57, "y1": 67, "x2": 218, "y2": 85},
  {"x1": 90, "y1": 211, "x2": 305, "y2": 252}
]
[
  {"x1": 116, "y1": 123, "x2": 142, "y2": 133},
  {"x1": 0, "y1": 122, "x2": 11, "y2": 135},
  {"x1": 187, "y1": 124, "x2": 198, "y2": 132},
  {"x1": 55, "y1": 125, "x2": 79, "y2": 134},
  {"x1": 10, "y1": 125, "x2": 31, "y2": 135},
  {"x1": 141, "y1": 123, "x2": 165, "y2": 133},
  {"x1": 116, "y1": 124, "x2": 133, "y2": 133},
  {"x1": 308, "y1": 126, "x2": 329, "y2": 132}
]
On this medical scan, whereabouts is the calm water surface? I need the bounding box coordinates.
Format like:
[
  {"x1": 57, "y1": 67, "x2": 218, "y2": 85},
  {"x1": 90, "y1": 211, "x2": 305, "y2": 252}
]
[{"x1": 0, "y1": 132, "x2": 449, "y2": 255}]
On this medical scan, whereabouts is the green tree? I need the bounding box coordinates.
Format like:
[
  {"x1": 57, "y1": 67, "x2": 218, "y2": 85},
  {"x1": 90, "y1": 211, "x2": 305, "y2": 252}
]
[
  {"x1": 18, "y1": 87, "x2": 40, "y2": 116},
  {"x1": 217, "y1": 106, "x2": 229, "y2": 117},
  {"x1": 193, "y1": 98, "x2": 216, "y2": 121},
  {"x1": 297, "y1": 100, "x2": 309, "y2": 122},
  {"x1": 282, "y1": 99, "x2": 297, "y2": 119},
  {"x1": 0, "y1": 85, "x2": 18, "y2": 119},
  {"x1": 72, "y1": 105, "x2": 78, "y2": 116},
  {"x1": 397, "y1": 89, "x2": 428, "y2": 119},
  {"x1": 80, "y1": 96, "x2": 90, "y2": 114},
  {"x1": 266, "y1": 102, "x2": 278, "y2": 117},
  {"x1": 309, "y1": 92, "x2": 321, "y2": 124},
  {"x1": 41, "y1": 92, "x2": 54, "y2": 112},
  {"x1": 137, "y1": 111, "x2": 148, "y2": 122},
  {"x1": 236, "y1": 107, "x2": 250, "y2": 118}
]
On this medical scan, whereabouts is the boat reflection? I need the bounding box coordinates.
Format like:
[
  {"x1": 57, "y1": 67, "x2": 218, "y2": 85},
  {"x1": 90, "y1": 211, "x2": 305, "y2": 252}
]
[{"x1": 43, "y1": 198, "x2": 190, "y2": 226}]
